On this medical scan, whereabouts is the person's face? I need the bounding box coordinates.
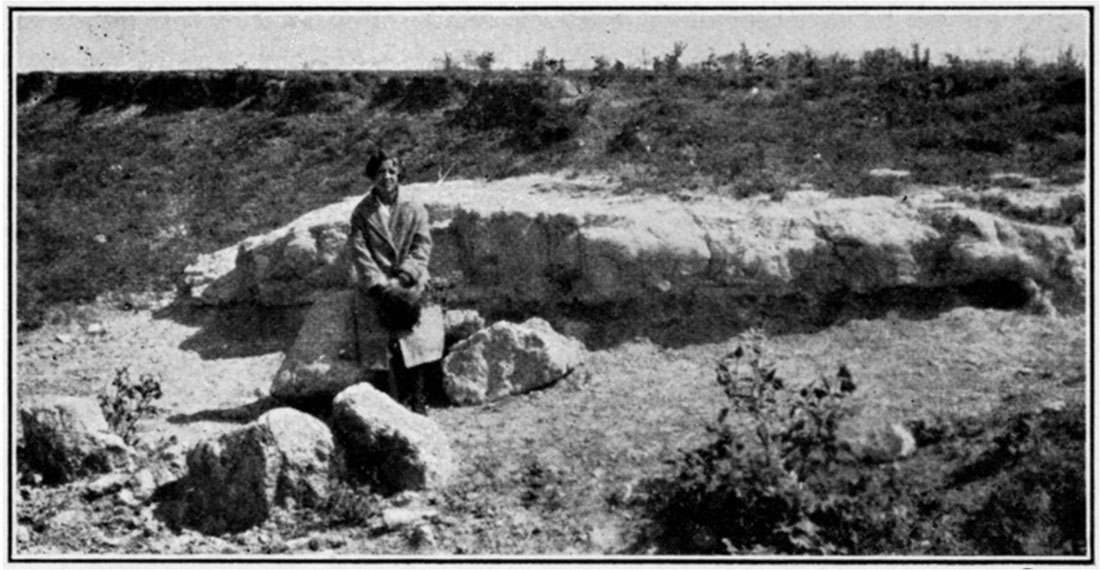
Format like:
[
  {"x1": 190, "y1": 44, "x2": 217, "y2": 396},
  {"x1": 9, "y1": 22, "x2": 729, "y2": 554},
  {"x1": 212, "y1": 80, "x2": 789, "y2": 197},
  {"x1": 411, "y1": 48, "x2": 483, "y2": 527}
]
[{"x1": 372, "y1": 158, "x2": 400, "y2": 201}]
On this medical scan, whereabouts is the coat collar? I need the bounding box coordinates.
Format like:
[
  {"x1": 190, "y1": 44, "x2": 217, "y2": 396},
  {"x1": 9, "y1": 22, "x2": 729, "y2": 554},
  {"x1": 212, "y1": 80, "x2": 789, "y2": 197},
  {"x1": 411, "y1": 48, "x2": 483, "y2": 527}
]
[{"x1": 363, "y1": 191, "x2": 401, "y2": 250}]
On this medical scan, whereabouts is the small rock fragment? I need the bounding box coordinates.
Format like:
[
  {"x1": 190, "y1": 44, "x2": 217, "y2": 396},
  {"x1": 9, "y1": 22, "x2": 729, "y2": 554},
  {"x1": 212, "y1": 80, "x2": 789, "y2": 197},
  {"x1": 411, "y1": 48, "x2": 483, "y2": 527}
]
[
  {"x1": 85, "y1": 472, "x2": 129, "y2": 499},
  {"x1": 130, "y1": 469, "x2": 157, "y2": 500},
  {"x1": 1041, "y1": 399, "x2": 1067, "y2": 413},
  {"x1": 382, "y1": 507, "x2": 439, "y2": 529},
  {"x1": 49, "y1": 509, "x2": 88, "y2": 528},
  {"x1": 116, "y1": 488, "x2": 140, "y2": 507}
]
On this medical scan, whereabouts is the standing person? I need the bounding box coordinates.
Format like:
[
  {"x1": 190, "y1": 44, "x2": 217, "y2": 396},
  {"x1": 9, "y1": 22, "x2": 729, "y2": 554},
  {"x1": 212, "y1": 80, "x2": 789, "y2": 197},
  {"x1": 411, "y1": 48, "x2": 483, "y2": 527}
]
[{"x1": 348, "y1": 149, "x2": 443, "y2": 414}]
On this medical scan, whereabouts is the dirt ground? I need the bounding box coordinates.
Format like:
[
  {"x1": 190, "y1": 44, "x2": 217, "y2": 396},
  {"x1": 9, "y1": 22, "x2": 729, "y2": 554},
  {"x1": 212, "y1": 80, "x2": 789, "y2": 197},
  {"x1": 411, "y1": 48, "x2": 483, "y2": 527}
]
[{"x1": 12, "y1": 295, "x2": 1087, "y2": 557}]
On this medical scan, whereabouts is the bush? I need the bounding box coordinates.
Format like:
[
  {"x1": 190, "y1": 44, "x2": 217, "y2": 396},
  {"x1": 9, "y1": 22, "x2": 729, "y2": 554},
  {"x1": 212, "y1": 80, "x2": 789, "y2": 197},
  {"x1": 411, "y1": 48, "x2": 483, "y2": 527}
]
[
  {"x1": 96, "y1": 367, "x2": 163, "y2": 445},
  {"x1": 17, "y1": 72, "x2": 56, "y2": 104},
  {"x1": 371, "y1": 76, "x2": 462, "y2": 113},
  {"x1": 954, "y1": 405, "x2": 1087, "y2": 555},
  {"x1": 448, "y1": 78, "x2": 589, "y2": 151},
  {"x1": 636, "y1": 331, "x2": 1087, "y2": 555},
  {"x1": 638, "y1": 331, "x2": 909, "y2": 554}
]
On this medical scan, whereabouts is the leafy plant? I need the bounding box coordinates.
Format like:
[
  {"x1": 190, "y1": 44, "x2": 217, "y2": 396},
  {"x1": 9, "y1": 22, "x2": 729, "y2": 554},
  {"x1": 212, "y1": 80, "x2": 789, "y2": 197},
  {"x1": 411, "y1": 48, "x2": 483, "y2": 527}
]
[
  {"x1": 320, "y1": 483, "x2": 381, "y2": 527},
  {"x1": 636, "y1": 330, "x2": 1087, "y2": 555},
  {"x1": 956, "y1": 405, "x2": 1087, "y2": 555},
  {"x1": 519, "y1": 459, "x2": 566, "y2": 511},
  {"x1": 96, "y1": 367, "x2": 163, "y2": 445},
  {"x1": 638, "y1": 330, "x2": 928, "y2": 554}
]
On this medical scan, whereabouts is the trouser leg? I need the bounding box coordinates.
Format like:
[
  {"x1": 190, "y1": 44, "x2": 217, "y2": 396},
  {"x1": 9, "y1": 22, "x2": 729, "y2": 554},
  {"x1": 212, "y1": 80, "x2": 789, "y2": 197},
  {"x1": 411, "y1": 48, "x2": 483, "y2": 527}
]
[
  {"x1": 406, "y1": 365, "x2": 428, "y2": 416},
  {"x1": 386, "y1": 340, "x2": 405, "y2": 403},
  {"x1": 389, "y1": 340, "x2": 428, "y2": 415}
]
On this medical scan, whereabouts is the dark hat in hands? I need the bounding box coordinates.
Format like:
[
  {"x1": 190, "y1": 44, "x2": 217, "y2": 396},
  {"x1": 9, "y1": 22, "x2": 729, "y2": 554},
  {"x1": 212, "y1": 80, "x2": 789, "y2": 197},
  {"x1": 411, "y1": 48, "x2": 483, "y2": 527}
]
[{"x1": 376, "y1": 285, "x2": 422, "y2": 332}]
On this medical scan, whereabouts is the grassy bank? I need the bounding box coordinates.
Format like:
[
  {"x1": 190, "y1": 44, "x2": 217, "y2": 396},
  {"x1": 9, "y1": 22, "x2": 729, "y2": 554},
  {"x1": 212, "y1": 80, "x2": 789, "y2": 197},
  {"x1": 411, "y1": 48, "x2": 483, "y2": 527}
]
[{"x1": 15, "y1": 48, "x2": 1086, "y2": 327}]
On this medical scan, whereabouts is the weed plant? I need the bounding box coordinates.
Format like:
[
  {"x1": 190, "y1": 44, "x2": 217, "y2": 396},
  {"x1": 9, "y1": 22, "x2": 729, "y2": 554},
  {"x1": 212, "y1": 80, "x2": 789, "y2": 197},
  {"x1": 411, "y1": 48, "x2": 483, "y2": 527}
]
[
  {"x1": 637, "y1": 330, "x2": 914, "y2": 554},
  {"x1": 96, "y1": 367, "x2": 163, "y2": 446},
  {"x1": 636, "y1": 330, "x2": 1086, "y2": 555}
]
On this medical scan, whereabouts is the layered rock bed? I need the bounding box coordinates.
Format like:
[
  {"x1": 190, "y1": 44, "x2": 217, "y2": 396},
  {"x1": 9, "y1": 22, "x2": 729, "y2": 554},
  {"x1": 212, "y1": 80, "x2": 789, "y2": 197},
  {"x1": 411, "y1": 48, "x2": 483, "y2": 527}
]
[{"x1": 183, "y1": 174, "x2": 1086, "y2": 340}]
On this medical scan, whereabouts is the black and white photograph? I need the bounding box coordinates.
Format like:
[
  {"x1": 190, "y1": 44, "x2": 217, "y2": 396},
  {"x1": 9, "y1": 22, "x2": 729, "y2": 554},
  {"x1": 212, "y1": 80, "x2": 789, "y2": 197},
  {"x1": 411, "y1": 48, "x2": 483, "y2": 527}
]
[{"x1": 7, "y1": 4, "x2": 1093, "y2": 562}]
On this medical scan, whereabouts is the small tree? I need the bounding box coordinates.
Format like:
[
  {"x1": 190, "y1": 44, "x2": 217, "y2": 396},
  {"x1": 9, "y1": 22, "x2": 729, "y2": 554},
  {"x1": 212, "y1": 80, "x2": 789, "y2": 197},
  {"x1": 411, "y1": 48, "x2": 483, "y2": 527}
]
[
  {"x1": 438, "y1": 51, "x2": 458, "y2": 75},
  {"x1": 700, "y1": 51, "x2": 721, "y2": 75},
  {"x1": 546, "y1": 58, "x2": 566, "y2": 75},
  {"x1": 592, "y1": 55, "x2": 610, "y2": 74},
  {"x1": 465, "y1": 51, "x2": 495, "y2": 73},
  {"x1": 663, "y1": 41, "x2": 688, "y2": 76},
  {"x1": 530, "y1": 47, "x2": 548, "y2": 74},
  {"x1": 738, "y1": 42, "x2": 755, "y2": 74},
  {"x1": 476, "y1": 51, "x2": 495, "y2": 73},
  {"x1": 1056, "y1": 46, "x2": 1080, "y2": 72}
]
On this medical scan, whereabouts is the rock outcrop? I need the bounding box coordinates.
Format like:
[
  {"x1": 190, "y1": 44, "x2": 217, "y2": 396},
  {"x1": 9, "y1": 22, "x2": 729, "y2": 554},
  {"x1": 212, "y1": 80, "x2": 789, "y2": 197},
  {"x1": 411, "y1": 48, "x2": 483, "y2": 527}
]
[
  {"x1": 18, "y1": 396, "x2": 133, "y2": 484},
  {"x1": 183, "y1": 175, "x2": 1084, "y2": 319},
  {"x1": 331, "y1": 383, "x2": 456, "y2": 495},
  {"x1": 184, "y1": 408, "x2": 334, "y2": 534},
  {"x1": 270, "y1": 291, "x2": 489, "y2": 403},
  {"x1": 443, "y1": 318, "x2": 585, "y2": 405}
]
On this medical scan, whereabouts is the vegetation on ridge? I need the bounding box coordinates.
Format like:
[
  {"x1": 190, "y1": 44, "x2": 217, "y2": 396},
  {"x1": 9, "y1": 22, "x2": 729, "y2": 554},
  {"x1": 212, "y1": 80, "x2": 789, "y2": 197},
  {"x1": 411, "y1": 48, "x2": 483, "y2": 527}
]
[{"x1": 15, "y1": 44, "x2": 1085, "y2": 327}]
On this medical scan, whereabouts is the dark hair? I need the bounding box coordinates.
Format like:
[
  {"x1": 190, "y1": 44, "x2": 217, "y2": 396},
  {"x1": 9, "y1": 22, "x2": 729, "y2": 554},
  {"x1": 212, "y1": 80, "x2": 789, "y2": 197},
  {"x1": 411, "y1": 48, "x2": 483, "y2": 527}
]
[{"x1": 364, "y1": 149, "x2": 402, "y2": 180}]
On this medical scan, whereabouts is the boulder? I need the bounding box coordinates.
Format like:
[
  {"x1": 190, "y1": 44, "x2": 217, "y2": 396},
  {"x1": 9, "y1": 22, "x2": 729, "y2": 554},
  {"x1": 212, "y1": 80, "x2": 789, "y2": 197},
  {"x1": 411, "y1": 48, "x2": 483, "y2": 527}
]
[
  {"x1": 184, "y1": 408, "x2": 333, "y2": 534},
  {"x1": 19, "y1": 396, "x2": 132, "y2": 484},
  {"x1": 850, "y1": 422, "x2": 918, "y2": 464},
  {"x1": 184, "y1": 175, "x2": 1085, "y2": 317},
  {"x1": 83, "y1": 472, "x2": 130, "y2": 499},
  {"x1": 443, "y1": 318, "x2": 585, "y2": 405},
  {"x1": 443, "y1": 308, "x2": 485, "y2": 348},
  {"x1": 271, "y1": 291, "x2": 489, "y2": 403},
  {"x1": 331, "y1": 383, "x2": 456, "y2": 495},
  {"x1": 270, "y1": 290, "x2": 364, "y2": 403},
  {"x1": 988, "y1": 172, "x2": 1040, "y2": 189},
  {"x1": 867, "y1": 168, "x2": 911, "y2": 179}
]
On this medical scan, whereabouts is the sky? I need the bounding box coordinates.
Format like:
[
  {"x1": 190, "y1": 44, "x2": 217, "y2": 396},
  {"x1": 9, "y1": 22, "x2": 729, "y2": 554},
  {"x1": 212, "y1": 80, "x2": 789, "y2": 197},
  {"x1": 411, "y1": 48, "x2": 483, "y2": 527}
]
[{"x1": 11, "y1": 7, "x2": 1093, "y2": 73}]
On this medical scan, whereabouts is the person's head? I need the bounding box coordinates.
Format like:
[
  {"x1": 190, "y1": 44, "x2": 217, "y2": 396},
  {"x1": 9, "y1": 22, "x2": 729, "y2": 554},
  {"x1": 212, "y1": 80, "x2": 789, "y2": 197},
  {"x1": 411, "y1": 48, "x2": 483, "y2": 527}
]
[{"x1": 365, "y1": 149, "x2": 402, "y2": 203}]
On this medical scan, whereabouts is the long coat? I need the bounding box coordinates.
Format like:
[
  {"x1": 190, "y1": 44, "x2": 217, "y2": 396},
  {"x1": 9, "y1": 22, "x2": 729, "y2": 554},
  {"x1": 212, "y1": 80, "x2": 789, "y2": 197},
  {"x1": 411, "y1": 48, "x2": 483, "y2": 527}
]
[{"x1": 348, "y1": 191, "x2": 444, "y2": 370}]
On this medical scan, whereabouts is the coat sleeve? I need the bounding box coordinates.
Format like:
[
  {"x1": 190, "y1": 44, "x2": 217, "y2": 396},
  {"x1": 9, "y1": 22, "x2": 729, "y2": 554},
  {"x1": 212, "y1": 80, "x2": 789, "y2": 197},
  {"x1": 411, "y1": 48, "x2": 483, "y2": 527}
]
[
  {"x1": 348, "y1": 207, "x2": 387, "y2": 293},
  {"x1": 397, "y1": 203, "x2": 432, "y2": 285}
]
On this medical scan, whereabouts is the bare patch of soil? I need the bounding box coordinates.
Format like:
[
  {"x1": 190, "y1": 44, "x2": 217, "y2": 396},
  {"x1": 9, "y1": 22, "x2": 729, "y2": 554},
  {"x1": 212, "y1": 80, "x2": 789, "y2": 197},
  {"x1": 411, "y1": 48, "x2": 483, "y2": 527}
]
[{"x1": 13, "y1": 297, "x2": 1086, "y2": 557}]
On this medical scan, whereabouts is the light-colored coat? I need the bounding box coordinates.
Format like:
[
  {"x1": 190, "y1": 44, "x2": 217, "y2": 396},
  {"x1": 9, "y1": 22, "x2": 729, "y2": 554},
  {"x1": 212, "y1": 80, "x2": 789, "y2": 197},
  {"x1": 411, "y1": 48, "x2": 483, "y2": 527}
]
[{"x1": 348, "y1": 191, "x2": 443, "y2": 369}]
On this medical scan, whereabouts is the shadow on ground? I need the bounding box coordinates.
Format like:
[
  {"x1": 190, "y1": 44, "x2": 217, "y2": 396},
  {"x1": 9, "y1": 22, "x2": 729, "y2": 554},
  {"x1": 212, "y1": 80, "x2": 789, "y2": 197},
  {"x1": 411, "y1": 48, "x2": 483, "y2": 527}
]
[
  {"x1": 536, "y1": 278, "x2": 1036, "y2": 351},
  {"x1": 166, "y1": 396, "x2": 283, "y2": 425},
  {"x1": 154, "y1": 302, "x2": 308, "y2": 360},
  {"x1": 154, "y1": 279, "x2": 1038, "y2": 359}
]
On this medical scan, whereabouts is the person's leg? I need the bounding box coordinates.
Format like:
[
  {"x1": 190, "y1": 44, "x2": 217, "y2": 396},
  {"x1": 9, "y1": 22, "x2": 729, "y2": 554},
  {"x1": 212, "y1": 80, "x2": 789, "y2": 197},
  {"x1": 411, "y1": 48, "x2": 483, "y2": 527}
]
[
  {"x1": 406, "y1": 364, "x2": 428, "y2": 416},
  {"x1": 386, "y1": 339, "x2": 405, "y2": 403},
  {"x1": 388, "y1": 340, "x2": 428, "y2": 415}
]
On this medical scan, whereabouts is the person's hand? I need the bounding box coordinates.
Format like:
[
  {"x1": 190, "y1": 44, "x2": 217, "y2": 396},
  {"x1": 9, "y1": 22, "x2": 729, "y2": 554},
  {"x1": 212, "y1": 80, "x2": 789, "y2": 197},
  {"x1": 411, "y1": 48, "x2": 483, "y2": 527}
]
[
  {"x1": 394, "y1": 269, "x2": 416, "y2": 288},
  {"x1": 368, "y1": 278, "x2": 402, "y2": 298},
  {"x1": 383, "y1": 277, "x2": 403, "y2": 293}
]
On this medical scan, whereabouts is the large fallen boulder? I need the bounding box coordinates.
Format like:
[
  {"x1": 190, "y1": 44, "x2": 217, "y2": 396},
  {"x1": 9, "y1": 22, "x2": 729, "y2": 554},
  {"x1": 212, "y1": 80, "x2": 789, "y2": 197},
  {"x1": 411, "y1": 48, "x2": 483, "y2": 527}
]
[
  {"x1": 443, "y1": 318, "x2": 585, "y2": 405},
  {"x1": 270, "y1": 290, "x2": 487, "y2": 403},
  {"x1": 331, "y1": 383, "x2": 456, "y2": 495},
  {"x1": 184, "y1": 408, "x2": 333, "y2": 534},
  {"x1": 183, "y1": 175, "x2": 1084, "y2": 318},
  {"x1": 19, "y1": 396, "x2": 133, "y2": 484},
  {"x1": 270, "y1": 290, "x2": 364, "y2": 403}
]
